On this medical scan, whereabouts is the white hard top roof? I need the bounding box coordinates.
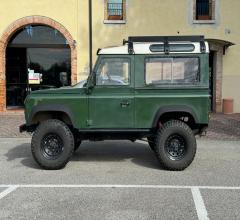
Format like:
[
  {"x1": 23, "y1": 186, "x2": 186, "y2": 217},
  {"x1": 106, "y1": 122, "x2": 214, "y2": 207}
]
[{"x1": 98, "y1": 42, "x2": 209, "y2": 55}]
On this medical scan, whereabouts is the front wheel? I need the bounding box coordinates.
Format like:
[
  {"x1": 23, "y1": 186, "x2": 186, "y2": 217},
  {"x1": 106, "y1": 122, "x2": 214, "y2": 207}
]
[
  {"x1": 31, "y1": 119, "x2": 74, "y2": 170},
  {"x1": 155, "y1": 120, "x2": 196, "y2": 171}
]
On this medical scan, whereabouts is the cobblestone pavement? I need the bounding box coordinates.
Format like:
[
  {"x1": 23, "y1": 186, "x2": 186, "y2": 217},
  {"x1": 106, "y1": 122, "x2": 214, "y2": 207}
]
[
  {"x1": 206, "y1": 113, "x2": 240, "y2": 141},
  {"x1": 0, "y1": 112, "x2": 239, "y2": 140},
  {"x1": 0, "y1": 113, "x2": 30, "y2": 138}
]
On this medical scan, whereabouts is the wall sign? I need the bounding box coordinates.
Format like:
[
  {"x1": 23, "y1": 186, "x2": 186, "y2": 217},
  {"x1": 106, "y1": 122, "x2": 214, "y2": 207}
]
[{"x1": 28, "y1": 69, "x2": 41, "y2": 84}]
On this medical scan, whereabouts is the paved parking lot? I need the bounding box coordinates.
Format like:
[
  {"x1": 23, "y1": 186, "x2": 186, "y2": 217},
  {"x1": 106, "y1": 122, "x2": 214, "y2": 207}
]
[{"x1": 0, "y1": 138, "x2": 240, "y2": 220}]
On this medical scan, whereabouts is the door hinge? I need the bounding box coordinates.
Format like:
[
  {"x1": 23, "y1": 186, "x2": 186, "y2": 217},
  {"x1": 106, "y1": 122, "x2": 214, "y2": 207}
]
[{"x1": 86, "y1": 120, "x2": 93, "y2": 126}]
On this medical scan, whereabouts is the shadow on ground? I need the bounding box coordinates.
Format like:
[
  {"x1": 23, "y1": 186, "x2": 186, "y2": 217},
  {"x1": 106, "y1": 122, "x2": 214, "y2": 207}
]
[
  {"x1": 4, "y1": 143, "x2": 40, "y2": 169},
  {"x1": 4, "y1": 141, "x2": 161, "y2": 170}
]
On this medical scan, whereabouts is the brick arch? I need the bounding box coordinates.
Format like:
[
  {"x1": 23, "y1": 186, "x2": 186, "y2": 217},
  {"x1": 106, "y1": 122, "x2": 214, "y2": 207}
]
[{"x1": 0, "y1": 16, "x2": 77, "y2": 111}]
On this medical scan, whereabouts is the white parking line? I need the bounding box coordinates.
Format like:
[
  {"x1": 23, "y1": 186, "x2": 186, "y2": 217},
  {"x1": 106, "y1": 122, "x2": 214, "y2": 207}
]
[
  {"x1": 191, "y1": 187, "x2": 209, "y2": 220},
  {"x1": 0, "y1": 184, "x2": 239, "y2": 189},
  {"x1": 0, "y1": 186, "x2": 18, "y2": 200},
  {"x1": 0, "y1": 184, "x2": 239, "y2": 220}
]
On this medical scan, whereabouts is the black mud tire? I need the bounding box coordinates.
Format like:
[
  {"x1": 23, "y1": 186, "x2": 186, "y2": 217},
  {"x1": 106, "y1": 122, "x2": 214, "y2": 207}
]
[
  {"x1": 155, "y1": 120, "x2": 196, "y2": 171},
  {"x1": 147, "y1": 137, "x2": 156, "y2": 152},
  {"x1": 31, "y1": 119, "x2": 74, "y2": 170}
]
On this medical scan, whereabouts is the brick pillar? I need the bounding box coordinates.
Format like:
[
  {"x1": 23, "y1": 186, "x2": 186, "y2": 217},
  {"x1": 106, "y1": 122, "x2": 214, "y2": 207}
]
[
  {"x1": 215, "y1": 49, "x2": 223, "y2": 112},
  {"x1": 208, "y1": 42, "x2": 224, "y2": 113},
  {"x1": 0, "y1": 82, "x2": 5, "y2": 112},
  {"x1": 0, "y1": 41, "x2": 6, "y2": 111}
]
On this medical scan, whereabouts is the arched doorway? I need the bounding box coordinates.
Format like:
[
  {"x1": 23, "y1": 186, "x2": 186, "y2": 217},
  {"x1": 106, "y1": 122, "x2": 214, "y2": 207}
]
[
  {"x1": 6, "y1": 25, "x2": 71, "y2": 108},
  {"x1": 0, "y1": 16, "x2": 77, "y2": 111}
]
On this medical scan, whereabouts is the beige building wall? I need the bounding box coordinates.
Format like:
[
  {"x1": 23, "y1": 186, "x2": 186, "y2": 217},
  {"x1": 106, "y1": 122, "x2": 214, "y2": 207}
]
[{"x1": 0, "y1": 0, "x2": 239, "y2": 111}]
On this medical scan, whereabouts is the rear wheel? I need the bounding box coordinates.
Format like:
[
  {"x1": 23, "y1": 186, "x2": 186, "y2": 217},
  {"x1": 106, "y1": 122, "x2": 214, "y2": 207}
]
[
  {"x1": 31, "y1": 119, "x2": 74, "y2": 170},
  {"x1": 155, "y1": 120, "x2": 196, "y2": 171}
]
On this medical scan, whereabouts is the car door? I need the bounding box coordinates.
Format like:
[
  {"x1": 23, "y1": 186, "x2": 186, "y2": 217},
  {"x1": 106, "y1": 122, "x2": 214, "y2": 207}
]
[{"x1": 88, "y1": 55, "x2": 134, "y2": 129}]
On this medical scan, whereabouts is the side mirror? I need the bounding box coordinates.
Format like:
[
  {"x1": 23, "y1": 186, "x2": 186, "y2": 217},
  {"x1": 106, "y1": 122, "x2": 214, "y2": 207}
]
[
  {"x1": 85, "y1": 71, "x2": 96, "y2": 94},
  {"x1": 86, "y1": 84, "x2": 94, "y2": 95},
  {"x1": 85, "y1": 81, "x2": 95, "y2": 95}
]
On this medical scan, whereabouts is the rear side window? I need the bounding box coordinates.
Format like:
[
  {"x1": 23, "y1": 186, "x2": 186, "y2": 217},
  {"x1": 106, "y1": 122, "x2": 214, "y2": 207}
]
[{"x1": 145, "y1": 57, "x2": 199, "y2": 85}]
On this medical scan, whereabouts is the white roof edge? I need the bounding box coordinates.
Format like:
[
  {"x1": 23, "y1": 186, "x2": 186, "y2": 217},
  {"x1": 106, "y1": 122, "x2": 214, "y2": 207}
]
[{"x1": 98, "y1": 42, "x2": 209, "y2": 55}]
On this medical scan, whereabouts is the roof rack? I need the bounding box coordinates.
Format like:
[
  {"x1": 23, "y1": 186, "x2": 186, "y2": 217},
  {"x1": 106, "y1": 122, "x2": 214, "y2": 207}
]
[{"x1": 123, "y1": 35, "x2": 206, "y2": 54}]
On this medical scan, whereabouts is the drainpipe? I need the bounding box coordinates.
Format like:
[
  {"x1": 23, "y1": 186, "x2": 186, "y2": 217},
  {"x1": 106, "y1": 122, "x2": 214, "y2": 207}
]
[{"x1": 89, "y1": 0, "x2": 93, "y2": 75}]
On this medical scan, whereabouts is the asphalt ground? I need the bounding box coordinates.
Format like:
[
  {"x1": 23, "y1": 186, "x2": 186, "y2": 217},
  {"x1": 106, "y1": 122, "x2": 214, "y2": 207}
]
[{"x1": 0, "y1": 138, "x2": 239, "y2": 220}]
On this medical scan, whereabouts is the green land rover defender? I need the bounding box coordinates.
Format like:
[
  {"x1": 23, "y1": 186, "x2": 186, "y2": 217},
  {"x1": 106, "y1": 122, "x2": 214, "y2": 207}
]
[{"x1": 20, "y1": 36, "x2": 210, "y2": 171}]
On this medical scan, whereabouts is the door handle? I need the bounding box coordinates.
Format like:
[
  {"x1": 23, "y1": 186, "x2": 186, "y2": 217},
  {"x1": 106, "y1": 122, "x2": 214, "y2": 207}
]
[{"x1": 120, "y1": 100, "x2": 130, "y2": 108}]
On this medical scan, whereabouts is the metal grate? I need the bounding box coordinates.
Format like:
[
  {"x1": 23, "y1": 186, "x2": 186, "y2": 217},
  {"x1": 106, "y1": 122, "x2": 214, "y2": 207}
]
[
  {"x1": 196, "y1": 0, "x2": 211, "y2": 20},
  {"x1": 108, "y1": 3, "x2": 123, "y2": 19}
]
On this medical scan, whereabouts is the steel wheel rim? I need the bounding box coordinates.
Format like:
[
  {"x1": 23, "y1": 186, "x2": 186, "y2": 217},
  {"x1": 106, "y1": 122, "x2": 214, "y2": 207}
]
[
  {"x1": 41, "y1": 133, "x2": 64, "y2": 160},
  {"x1": 165, "y1": 134, "x2": 187, "y2": 161}
]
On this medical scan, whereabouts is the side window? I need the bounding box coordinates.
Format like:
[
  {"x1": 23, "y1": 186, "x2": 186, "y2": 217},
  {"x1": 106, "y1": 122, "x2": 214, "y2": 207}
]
[
  {"x1": 195, "y1": 0, "x2": 215, "y2": 21},
  {"x1": 96, "y1": 58, "x2": 130, "y2": 86},
  {"x1": 145, "y1": 57, "x2": 199, "y2": 85}
]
